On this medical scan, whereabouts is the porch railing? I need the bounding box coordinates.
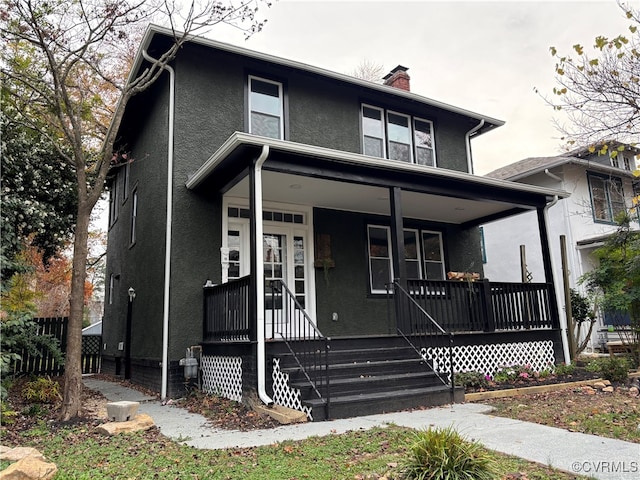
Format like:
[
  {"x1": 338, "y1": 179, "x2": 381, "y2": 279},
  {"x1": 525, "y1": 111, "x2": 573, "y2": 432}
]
[
  {"x1": 405, "y1": 279, "x2": 557, "y2": 332},
  {"x1": 203, "y1": 276, "x2": 251, "y2": 342},
  {"x1": 269, "y1": 279, "x2": 330, "y2": 420},
  {"x1": 390, "y1": 281, "x2": 454, "y2": 393}
]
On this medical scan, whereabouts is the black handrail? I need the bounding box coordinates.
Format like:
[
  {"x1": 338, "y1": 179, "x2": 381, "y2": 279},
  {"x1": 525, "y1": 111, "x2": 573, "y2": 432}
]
[
  {"x1": 203, "y1": 276, "x2": 250, "y2": 342},
  {"x1": 389, "y1": 281, "x2": 454, "y2": 396},
  {"x1": 269, "y1": 280, "x2": 331, "y2": 419}
]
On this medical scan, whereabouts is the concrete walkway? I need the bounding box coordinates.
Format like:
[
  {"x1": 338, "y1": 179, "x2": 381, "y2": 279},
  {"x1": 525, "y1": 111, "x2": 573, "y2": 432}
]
[{"x1": 83, "y1": 377, "x2": 639, "y2": 480}]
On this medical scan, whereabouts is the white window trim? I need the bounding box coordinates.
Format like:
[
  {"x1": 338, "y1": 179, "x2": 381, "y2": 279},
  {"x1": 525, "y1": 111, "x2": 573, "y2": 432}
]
[
  {"x1": 386, "y1": 110, "x2": 413, "y2": 163},
  {"x1": 361, "y1": 104, "x2": 437, "y2": 167},
  {"x1": 248, "y1": 75, "x2": 284, "y2": 140},
  {"x1": 361, "y1": 104, "x2": 387, "y2": 158},
  {"x1": 367, "y1": 225, "x2": 445, "y2": 294},
  {"x1": 129, "y1": 188, "x2": 138, "y2": 247},
  {"x1": 413, "y1": 116, "x2": 437, "y2": 167}
]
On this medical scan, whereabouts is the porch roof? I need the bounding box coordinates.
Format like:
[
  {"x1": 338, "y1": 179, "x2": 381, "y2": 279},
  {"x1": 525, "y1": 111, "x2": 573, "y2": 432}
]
[{"x1": 186, "y1": 132, "x2": 569, "y2": 227}]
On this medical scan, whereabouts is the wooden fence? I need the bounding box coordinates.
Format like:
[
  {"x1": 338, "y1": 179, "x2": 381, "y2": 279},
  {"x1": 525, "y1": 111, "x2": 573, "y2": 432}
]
[{"x1": 13, "y1": 317, "x2": 102, "y2": 376}]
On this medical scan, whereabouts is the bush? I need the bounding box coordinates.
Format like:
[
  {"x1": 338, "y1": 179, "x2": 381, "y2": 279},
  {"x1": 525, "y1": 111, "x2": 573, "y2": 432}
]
[
  {"x1": 22, "y1": 376, "x2": 60, "y2": 404},
  {"x1": 0, "y1": 401, "x2": 17, "y2": 426},
  {"x1": 402, "y1": 426, "x2": 496, "y2": 480},
  {"x1": 454, "y1": 371, "x2": 490, "y2": 389},
  {"x1": 586, "y1": 357, "x2": 630, "y2": 383},
  {"x1": 554, "y1": 362, "x2": 576, "y2": 376}
]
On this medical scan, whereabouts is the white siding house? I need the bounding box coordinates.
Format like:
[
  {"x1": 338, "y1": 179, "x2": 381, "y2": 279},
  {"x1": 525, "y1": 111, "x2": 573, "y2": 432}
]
[{"x1": 482, "y1": 146, "x2": 639, "y2": 352}]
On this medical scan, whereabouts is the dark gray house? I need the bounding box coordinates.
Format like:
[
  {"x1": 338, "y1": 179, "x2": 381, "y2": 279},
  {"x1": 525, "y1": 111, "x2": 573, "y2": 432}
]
[{"x1": 103, "y1": 25, "x2": 568, "y2": 420}]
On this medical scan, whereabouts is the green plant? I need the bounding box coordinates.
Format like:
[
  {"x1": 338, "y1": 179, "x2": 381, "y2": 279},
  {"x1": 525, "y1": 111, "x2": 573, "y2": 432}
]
[
  {"x1": 402, "y1": 426, "x2": 496, "y2": 480},
  {"x1": 554, "y1": 362, "x2": 576, "y2": 376},
  {"x1": 586, "y1": 356, "x2": 630, "y2": 383},
  {"x1": 0, "y1": 401, "x2": 17, "y2": 426},
  {"x1": 454, "y1": 371, "x2": 491, "y2": 389},
  {"x1": 22, "y1": 376, "x2": 61, "y2": 404}
]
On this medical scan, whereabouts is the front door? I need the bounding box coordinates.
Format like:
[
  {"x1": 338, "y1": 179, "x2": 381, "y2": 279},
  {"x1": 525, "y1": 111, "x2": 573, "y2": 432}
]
[{"x1": 225, "y1": 204, "x2": 315, "y2": 338}]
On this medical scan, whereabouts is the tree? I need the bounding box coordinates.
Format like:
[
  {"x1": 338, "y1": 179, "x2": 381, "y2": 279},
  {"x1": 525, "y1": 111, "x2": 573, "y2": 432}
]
[
  {"x1": 0, "y1": 0, "x2": 269, "y2": 420},
  {"x1": 350, "y1": 58, "x2": 386, "y2": 83},
  {"x1": 545, "y1": 1, "x2": 640, "y2": 151},
  {"x1": 580, "y1": 213, "x2": 640, "y2": 366},
  {"x1": 569, "y1": 288, "x2": 596, "y2": 357},
  {"x1": 0, "y1": 85, "x2": 77, "y2": 278}
]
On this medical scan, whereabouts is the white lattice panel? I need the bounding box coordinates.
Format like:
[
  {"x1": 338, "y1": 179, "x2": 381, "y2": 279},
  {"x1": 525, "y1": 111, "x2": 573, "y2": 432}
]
[
  {"x1": 272, "y1": 358, "x2": 313, "y2": 420},
  {"x1": 201, "y1": 355, "x2": 243, "y2": 402},
  {"x1": 427, "y1": 340, "x2": 555, "y2": 379}
]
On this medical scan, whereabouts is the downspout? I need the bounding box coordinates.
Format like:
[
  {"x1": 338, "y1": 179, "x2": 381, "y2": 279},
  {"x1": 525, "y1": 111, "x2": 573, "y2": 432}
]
[
  {"x1": 143, "y1": 50, "x2": 174, "y2": 401},
  {"x1": 465, "y1": 119, "x2": 484, "y2": 175},
  {"x1": 542, "y1": 195, "x2": 571, "y2": 363},
  {"x1": 254, "y1": 145, "x2": 274, "y2": 406}
]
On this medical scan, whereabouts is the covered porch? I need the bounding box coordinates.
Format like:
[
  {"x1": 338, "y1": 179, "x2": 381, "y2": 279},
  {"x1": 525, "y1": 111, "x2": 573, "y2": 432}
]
[{"x1": 187, "y1": 132, "x2": 567, "y2": 420}]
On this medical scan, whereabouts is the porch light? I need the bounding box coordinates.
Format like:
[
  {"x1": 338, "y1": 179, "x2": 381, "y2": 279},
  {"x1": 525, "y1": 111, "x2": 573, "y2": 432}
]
[{"x1": 128, "y1": 287, "x2": 136, "y2": 302}]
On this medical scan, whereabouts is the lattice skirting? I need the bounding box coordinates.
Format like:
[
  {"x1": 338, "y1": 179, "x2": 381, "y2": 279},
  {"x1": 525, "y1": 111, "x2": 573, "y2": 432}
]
[
  {"x1": 201, "y1": 355, "x2": 243, "y2": 402},
  {"x1": 428, "y1": 340, "x2": 556, "y2": 379},
  {"x1": 271, "y1": 358, "x2": 313, "y2": 420}
]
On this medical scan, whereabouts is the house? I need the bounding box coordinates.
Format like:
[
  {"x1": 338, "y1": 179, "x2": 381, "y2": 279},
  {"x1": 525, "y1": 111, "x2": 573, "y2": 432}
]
[
  {"x1": 102, "y1": 24, "x2": 568, "y2": 420},
  {"x1": 482, "y1": 144, "x2": 640, "y2": 353}
]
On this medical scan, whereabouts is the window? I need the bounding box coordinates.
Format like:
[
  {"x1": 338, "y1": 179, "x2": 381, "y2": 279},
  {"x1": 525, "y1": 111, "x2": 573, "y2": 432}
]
[
  {"x1": 108, "y1": 177, "x2": 119, "y2": 226},
  {"x1": 249, "y1": 76, "x2": 284, "y2": 139},
  {"x1": 362, "y1": 106, "x2": 385, "y2": 157},
  {"x1": 361, "y1": 104, "x2": 436, "y2": 166},
  {"x1": 367, "y1": 225, "x2": 444, "y2": 293},
  {"x1": 109, "y1": 273, "x2": 115, "y2": 305},
  {"x1": 129, "y1": 189, "x2": 138, "y2": 246},
  {"x1": 123, "y1": 161, "x2": 130, "y2": 201},
  {"x1": 588, "y1": 173, "x2": 625, "y2": 223}
]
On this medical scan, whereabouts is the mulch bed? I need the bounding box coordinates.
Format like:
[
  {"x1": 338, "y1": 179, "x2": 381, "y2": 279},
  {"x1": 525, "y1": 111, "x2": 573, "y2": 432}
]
[{"x1": 464, "y1": 368, "x2": 601, "y2": 393}]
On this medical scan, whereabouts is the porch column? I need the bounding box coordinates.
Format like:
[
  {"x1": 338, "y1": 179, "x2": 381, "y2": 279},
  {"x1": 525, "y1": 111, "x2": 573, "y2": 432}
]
[
  {"x1": 389, "y1": 187, "x2": 407, "y2": 287},
  {"x1": 536, "y1": 206, "x2": 560, "y2": 329}
]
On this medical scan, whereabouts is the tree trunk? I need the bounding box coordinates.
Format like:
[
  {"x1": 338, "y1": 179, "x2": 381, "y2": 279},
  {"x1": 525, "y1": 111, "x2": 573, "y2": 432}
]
[{"x1": 59, "y1": 199, "x2": 92, "y2": 421}]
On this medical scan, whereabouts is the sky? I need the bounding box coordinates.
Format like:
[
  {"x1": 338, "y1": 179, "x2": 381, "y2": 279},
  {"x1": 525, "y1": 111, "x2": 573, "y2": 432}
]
[{"x1": 199, "y1": 0, "x2": 633, "y2": 174}]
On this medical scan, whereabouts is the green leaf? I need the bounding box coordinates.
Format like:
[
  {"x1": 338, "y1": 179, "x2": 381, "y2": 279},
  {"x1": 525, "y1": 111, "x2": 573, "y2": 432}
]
[
  {"x1": 595, "y1": 36, "x2": 608, "y2": 49},
  {"x1": 573, "y1": 44, "x2": 584, "y2": 55},
  {"x1": 589, "y1": 58, "x2": 599, "y2": 66},
  {"x1": 550, "y1": 46, "x2": 557, "y2": 56}
]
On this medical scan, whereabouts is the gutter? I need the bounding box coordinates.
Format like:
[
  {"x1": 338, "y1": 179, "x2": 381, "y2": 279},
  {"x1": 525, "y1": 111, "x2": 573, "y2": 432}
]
[
  {"x1": 465, "y1": 119, "x2": 484, "y2": 175},
  {"x1": 542, "y1": 195, "x2": 572, "y2": 363},
  {"x1": 253, "y1": 145, "x2": 274, "y2": 406},
  {"x1": 143, "y1": 50, "x2": 174, "y2": 401}
]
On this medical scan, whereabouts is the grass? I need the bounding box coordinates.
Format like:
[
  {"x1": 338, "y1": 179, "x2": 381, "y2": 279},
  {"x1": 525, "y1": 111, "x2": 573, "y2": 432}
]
[{"x1": 4, "y1": 423, "x2": 589, "y2": 479}]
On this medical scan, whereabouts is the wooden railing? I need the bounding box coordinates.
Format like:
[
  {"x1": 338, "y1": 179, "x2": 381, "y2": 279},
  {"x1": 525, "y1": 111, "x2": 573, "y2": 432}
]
[
  {"x1": 405, "y1": 279, "x2": 557, "y2": 332},
  {"x1": 390, "y1": 281, "x2": 454, "y2": 393},
  {"x1": 269, "y1": 280, "x2": 330, "y2": 419},
  {"x1": 203, "y1": 276, "x2": 251, "y2": 342}
]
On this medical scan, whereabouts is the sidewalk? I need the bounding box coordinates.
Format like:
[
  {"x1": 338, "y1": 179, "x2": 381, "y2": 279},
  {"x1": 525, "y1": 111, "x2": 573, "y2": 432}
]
[{"x1": 83, "y1": 377, "x2": 639, "y2": 480}]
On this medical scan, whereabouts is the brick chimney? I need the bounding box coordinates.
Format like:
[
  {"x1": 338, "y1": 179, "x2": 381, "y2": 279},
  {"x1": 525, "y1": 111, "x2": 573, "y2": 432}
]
[{"x1": 383, "y1": 65, "x2": 410, "y2": 91}]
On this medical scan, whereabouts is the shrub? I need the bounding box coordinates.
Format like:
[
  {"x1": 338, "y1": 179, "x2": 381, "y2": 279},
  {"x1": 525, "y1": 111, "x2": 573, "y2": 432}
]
[
  {"x1": 554, "y1": 362, "x2": 576, "y2": 376},
  {"x1": 586, "y1": 357, "x2": 630, "y2": 383},
  {"x1": 22, "y1": 376, "x2": 60, "y2": 404},
  {"x1": 454, "y1": 371, "x2": 490, "y2": 390},
  {"x1": 0, "y1": 401, "x2": 17, "y2": 426},
  {"x1": 402, "y1": 426, "x2": 496, "y2": 480}
]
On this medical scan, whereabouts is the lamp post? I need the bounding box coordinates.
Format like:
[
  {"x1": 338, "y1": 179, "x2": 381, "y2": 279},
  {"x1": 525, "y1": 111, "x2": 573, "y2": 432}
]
[{"x1": 125, "y1": 287, "x2": 136, "y2": 380}]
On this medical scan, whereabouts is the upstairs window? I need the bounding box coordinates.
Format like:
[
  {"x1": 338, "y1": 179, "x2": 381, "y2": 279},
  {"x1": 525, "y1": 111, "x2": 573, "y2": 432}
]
[
  {"x1": 588, "y1": 173, "x2": 625, "y2": 223},
  {"x1": 129, "y1": 188, "x2": 138, "y2": 246},
  {"x1": 108, "y1": 177, "x2": 119, "y2": 226},
  {"x1": 362, "y1": 106, "x2": 385, "y2": 157},
  {"x1": 249, "y1": 76, "x2": 284, "y2": 139},
  {"x1": 362, "y1": 104, "x2": 436, "y2": 166}
]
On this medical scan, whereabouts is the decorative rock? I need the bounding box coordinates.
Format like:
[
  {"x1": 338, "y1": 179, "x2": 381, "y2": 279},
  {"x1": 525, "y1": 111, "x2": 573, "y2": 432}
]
[
  {"x1": 629, "y1": 386, "x2": 639, "y2": 397},
  {"x1": 96, "y1": 413, "x2": 155, "y2": 436},
  {"x1": 602, "y1": 386, "x2": 615, "y2": 393},
  {"x1": 0, "y1": 447, "x2": 45, "y2": 462},
  {"x1": 252, "y1": 404, "x2": 308, "y2": 425},
  {"x1": 105, "y1": 401, "x2": 140, "y2": 422},
  {"x1": 592, "y1": 382, "x2": 606, "y2": 389},
  {"x1": 603, "y1": 380, "x2": 612, "y2": 386},
  {"x1": 582, "y1": 386, "x2": 596, "y2": 395},
  {"x1": 0, "y1": 454, "x2": 57, "y2": 480}
]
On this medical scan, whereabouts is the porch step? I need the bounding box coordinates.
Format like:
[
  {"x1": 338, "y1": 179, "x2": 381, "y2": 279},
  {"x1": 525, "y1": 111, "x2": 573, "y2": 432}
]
[
  {"x1": 269, "y1": 336, "x2": 459, "y2": 421},
  {"x1": 306, "y1": 385, "x2": 464, "y2": 421},
  {"x1": 291, "y1": 370, "x2": 443, "y2": 397}
]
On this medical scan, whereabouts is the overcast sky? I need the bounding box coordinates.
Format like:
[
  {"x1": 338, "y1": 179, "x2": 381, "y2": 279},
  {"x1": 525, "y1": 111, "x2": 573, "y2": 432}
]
[{"x1": 203, "y1": 0, "x2": 632, "y2": 174}]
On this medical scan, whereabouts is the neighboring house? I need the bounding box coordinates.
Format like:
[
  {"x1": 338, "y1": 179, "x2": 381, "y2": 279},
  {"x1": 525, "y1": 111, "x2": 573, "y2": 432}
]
[
  {"x1": 103, "y1": 24, "x2": 568, "y2": 420},
  {"x1": 482, "y1": 144, "x2": 640, "y2": 352}
]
